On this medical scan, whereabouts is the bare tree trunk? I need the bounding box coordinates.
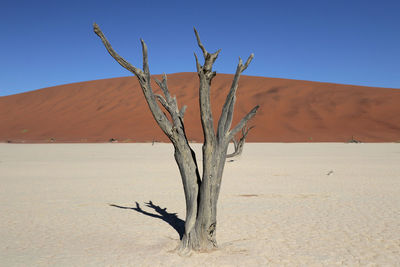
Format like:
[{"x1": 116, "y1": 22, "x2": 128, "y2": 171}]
[{"x1": 94, "y1": 24, "x2": 259, "y2": 253}]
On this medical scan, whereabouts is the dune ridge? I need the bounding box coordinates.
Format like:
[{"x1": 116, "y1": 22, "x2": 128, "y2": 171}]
[{"x1": 1, "y1": 72, "x2": 399, "y2": 143}]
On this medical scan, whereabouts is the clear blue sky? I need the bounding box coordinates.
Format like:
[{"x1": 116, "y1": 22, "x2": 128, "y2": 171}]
[{"x1": 1, "y1": 0, "x2": 399, "y2": 96}]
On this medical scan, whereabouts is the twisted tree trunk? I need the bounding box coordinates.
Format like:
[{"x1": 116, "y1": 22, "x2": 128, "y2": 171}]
[{"x1": 94, "y1": 24, "x2": 259, "y2": 253}]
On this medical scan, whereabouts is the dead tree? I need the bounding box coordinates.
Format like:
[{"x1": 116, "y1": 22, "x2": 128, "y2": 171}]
[
  {"x1": 227, "y1": 125, "x2": 254, "y2": 158},
  {"x1": 94, "y1": 23, "x2": 259, "y2": 253}
]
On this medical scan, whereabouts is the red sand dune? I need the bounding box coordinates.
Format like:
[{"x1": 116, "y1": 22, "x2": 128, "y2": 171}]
[{"x1": 1, "y1": 72, "x2": 399, "y2": 143}]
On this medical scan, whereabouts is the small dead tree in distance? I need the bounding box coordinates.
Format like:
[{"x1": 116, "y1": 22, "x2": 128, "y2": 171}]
[{"x1": 94, "y1": 24, "x2": 259, "y2": 253}]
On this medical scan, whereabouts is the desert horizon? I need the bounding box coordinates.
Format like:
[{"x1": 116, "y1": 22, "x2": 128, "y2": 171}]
[{"x1": 1, "y1": 72, "x2": 400, "y2": 143}]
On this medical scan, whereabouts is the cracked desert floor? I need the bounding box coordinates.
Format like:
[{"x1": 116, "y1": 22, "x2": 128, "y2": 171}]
[{"x1": 1, "y1": 143, "x2": 399, "y2": 266}]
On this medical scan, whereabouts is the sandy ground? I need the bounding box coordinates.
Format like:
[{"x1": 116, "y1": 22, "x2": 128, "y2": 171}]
[{"x1": 0, "y1": 143, "x2": 399, "y2": 266}]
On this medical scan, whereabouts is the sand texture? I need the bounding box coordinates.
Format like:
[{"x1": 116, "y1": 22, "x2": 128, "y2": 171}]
[
  {"x1": 1, "y1": 73, "x2": 400, "y2": 143},
  {"x1": 0, "y1": 143, "x2": 399, "y2": 266}
]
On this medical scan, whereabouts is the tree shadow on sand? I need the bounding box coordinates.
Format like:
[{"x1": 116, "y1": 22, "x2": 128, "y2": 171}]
[{"x1": 109, "y1": 201, "x2": 185, "y2": 240}]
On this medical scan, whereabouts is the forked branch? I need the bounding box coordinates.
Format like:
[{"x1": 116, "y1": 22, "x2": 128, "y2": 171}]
[
  {"x1": 228, "y1": 105, "x2": 259, "y2": 141},
  {"x1": 94, "y1": 23, "x2": 144, "y2": 78},
  {"x1": 193, "y1": 27, "x2": 258, "y2": 146},
  {"x1": 94, "y1": 23, "x2": 190, "y2": 138},
  {"x1": 217, "y1": 54, "x2": 254, "y2": 141},
  {"x1": 227, "y1": 125, "x2": 254, "y2": 158},
  {"x1": 194, "y1": 28, "x2": 221, "y2": 74},
  {"x1": 194, "y1": 28, "x2": 221, "y2": 143}
]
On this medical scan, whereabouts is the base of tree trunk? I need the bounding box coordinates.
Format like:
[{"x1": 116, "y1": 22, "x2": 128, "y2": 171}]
[{"x1": 178, "y1": 230, "x2": 218, "y2": 254}]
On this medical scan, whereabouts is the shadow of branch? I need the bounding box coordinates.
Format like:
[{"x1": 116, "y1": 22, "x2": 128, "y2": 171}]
[{"x1": 109, "y1": 201, "x2": 185, "y2": 240}]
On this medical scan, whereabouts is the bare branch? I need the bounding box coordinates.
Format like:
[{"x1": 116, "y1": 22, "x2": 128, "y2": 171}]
[
  {"x1": 226, "y1": 125, "x2": 254, "y2": 158},
  {"x1": 154, "y1": 73, "x2": 187, "y2": 129},
  {"x1": 194, "y1": 27, "x2": 207, "y2": 57},
  {"x1": 233, "y1": 138, "x2": 238, "y2": 148},
  {"x1": 155, "y1": 76, "x2": 178, "y2": 110},
  {"x1": 229, "y1": 124, "x2": 254, "y2": 145},
  {"x1": 141, "y1": 39, "x2": 150, "y2": 77},
  {"x1": 207, "y1": 50, "x2": 221, "y2": 73},
  {"x1": 155, "y1": 94, "x2": 169, "y2": 111},
  {"x1": 228, "y1": 105, "x2": 259, "y2": 141},
  {"x1": 93, "y1": 23, "x2": 173, "y2": 137},
  {"x1": 172, "y1": 95, "x2": 178, "y2": 109},
  {"x1": 242, "y1": 53, "x2": 254, "y2": 72},
  {"x1": 194, "y1": 53, "x2": 201, "y2": 73},
  {"x1": 154, "y1": 78, "x2": 163, "y2": 90},
  {"x1": 238, "y1": 57, "x2": 243, "y2": 68},
  {"x1": 154, "y1": 74, "x2": 171, "y2": 100},
  {"x1": 179, "y1": 105, "x2": 187, "y2": 119},
  {"x1": 194, "y1": 29, "x2": 221, "y2": 144},
  {"x1": 193, "y1": 28, "x2": 221, "y2": 73},
  {"x1": 217, "y1": 54, "x2": 254, "y2": 141},
  {"x1": 226, "y1": 138, "x2": 239, "y2": 158},
  {"x1": 241, "y1": 125, "x2": 255, "y2": 140},
  {"x1": 246, "y1": 126, "x2": 255, "y2": 137},
  {"x1": 93, "y1": 23, "x2": 144, "y2": 78}
]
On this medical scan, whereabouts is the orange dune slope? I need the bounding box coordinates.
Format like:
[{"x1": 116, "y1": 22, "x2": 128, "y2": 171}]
[{"x1": 1, "y1": 72, "x2": 399, "y2": 143}]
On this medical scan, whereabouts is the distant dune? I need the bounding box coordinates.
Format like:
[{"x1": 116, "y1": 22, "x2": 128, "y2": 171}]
[{"x1": 1, "y1": 72, "x2": 399, "y2": 143}]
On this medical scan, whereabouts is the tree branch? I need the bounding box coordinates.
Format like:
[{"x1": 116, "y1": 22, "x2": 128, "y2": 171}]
[
  {"x1": 194, "y1": 28, "x2": 222, "y2": 144},
  {"x1": 226, "y1": 126, "x2": 253, "y2": 158},
  {"x1": 194, "y1": 53, "x2": 201, "y2": 73},
  {"x1": 93, "y1": 23, "x2": 173, "y2": 137},
  {"x1": 179, "y1": 105, "x2": 187, "y2": 119},
  {"x1": 154, "y1": 76, "x2": 184, "y2": 128},
  {"x1": 242, "y1": 125, "x2": 255, "y2": 139},
  {"x1": 217, "y1": 54, "x2": 254, "y2": 141},
  {"x1": 194, "y1": 28, "x2": 221, "y2": 76},
  {"x1": 227, "y1": 105, "x2": 259, "y2": 141},
  {"x1": 226, "y1": 125, "x2": 255, "y2": 158},
  {"x1": 241, "y1": 54, "x2": 254, "y2": 72},
  {"x1": 155, "y1": 94, "x2": 170, "y2": 111},
  {"x1": 154, "y1": 74, "x2": 171, "y2": 100},
  {"x1": 141, "y1": 39, "x2": 150, "y2": 78},
  {"x1": 194, "y1": 28, "x2": 207, "y2": 58},
  {"x1": 93, "y1": 23, "x2": 144, "y2": 78}
]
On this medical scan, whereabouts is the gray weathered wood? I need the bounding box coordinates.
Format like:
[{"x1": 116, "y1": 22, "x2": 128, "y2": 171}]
[
  {"x1": 94, "y1": 23, "x2": 259, "y2": 253},
  {"x1": 227, "y1": 125, "x2": 255, "y2": 158}
]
